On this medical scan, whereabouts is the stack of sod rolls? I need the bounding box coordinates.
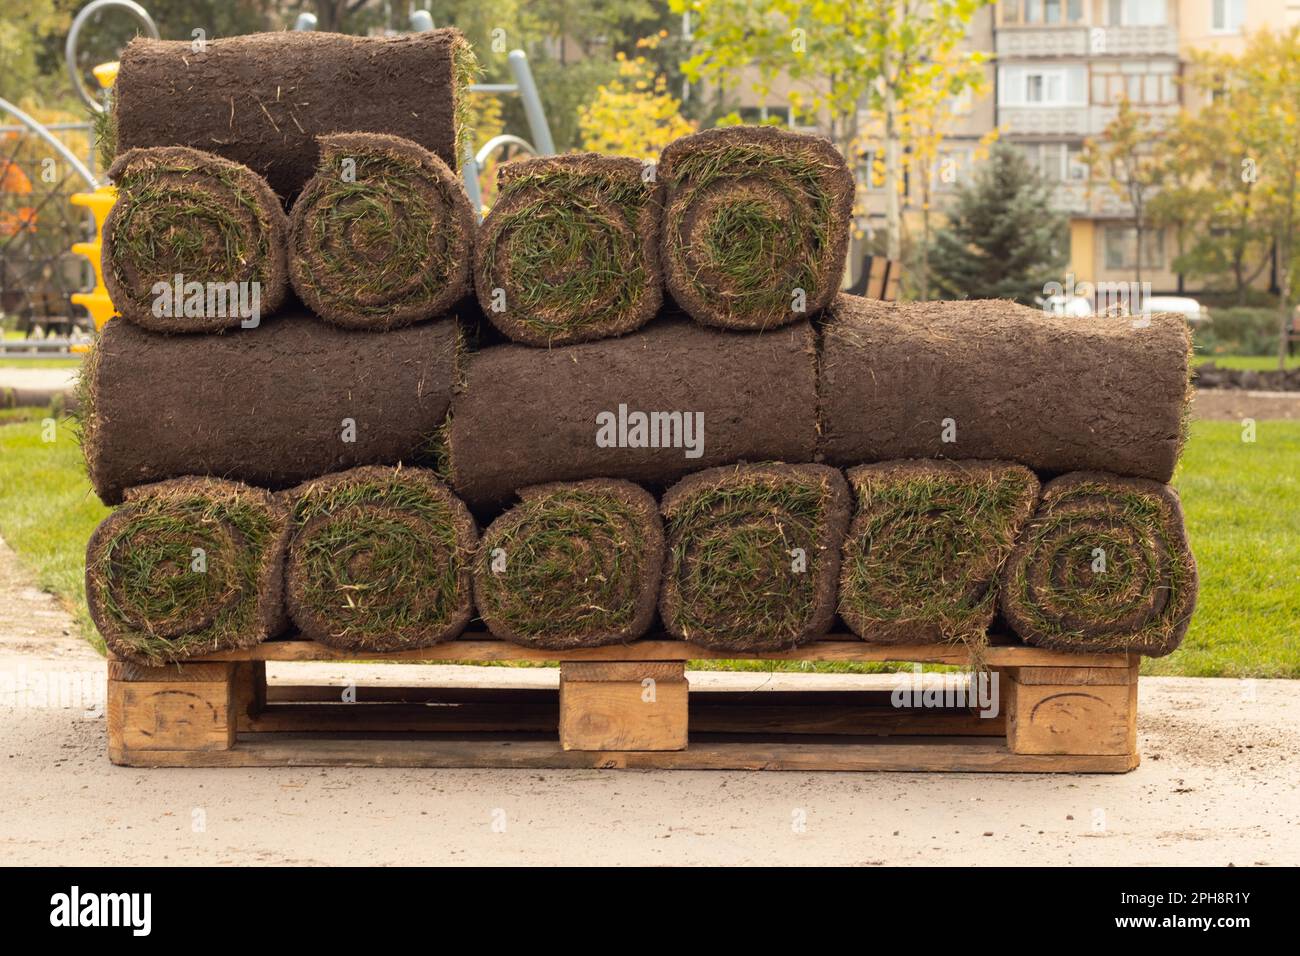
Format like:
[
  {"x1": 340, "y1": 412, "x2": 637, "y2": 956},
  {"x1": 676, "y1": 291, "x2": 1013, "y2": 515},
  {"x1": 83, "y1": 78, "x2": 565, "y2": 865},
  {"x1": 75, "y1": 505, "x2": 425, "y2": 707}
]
[
  {"x1": 83, "y1": 30, "x2": 480, "y2": 664},
  {"x1": 81, "y1": 28, "x2": 1198, "y2": 667}
]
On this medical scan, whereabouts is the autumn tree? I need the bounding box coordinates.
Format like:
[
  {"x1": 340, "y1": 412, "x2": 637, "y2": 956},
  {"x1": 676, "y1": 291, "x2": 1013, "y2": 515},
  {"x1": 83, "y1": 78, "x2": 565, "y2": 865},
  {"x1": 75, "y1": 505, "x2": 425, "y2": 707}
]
[
  {"x1": 671, "y1": 0, "x2": 989, "y2": 260},
  {"x1": 1082, "y1": 98, "x2": 1166, "y2": 288},
  {"x1": 579, "y1": 36, "x2": 697, "y2": 159}
]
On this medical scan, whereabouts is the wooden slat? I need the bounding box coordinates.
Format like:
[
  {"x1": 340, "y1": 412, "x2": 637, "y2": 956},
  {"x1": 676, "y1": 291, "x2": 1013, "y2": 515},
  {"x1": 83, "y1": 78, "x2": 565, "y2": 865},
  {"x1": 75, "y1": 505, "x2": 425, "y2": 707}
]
[
  {"x1": 196, "y1": 635, "x2": 1131, "y2": 668},
  {"x1": 108, "y1": 735, "x2": 1139, "y2": 772}
]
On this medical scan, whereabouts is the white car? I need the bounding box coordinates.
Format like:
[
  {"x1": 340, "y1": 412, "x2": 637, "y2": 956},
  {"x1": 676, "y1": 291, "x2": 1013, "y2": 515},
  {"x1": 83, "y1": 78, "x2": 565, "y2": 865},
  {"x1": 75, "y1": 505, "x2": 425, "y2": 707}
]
[{"x1": 1143, "y1": 296, "x2": 1210, "y2": 325}]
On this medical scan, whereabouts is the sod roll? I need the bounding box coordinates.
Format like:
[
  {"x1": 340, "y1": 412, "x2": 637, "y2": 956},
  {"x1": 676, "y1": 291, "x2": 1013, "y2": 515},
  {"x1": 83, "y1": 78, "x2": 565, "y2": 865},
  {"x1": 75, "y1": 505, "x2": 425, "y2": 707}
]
[
  {"x1": 448, "y1": 318, "x2": 818, "y2": 509},
  {"x1": 820, "y1": 295, "x2": 1192, "y2": 482},
  {"x1": 475, "y1": 154, "x2": 663, "y2": 346},
  {"x1": 838, "y1": 460, "x2": 1039, "y2": 648},
  {"x1": 102, "y1": 147, "x2": 288, "y2": 332},
  {"x1": 85, "y1": 477, "x2": 288, "y2": 665},
  {"x1": 289, "y1": 133, "x2": 475, "y2": 330},
  {"x1": 285, "y1": 466, "x2": 477, "y2": 651},
  {"x1": 80, "y1": 312, "x2": 459, "y2": 505},
  {"x1": 659, "y1": 126, "x2": 854, "y2": 331},
  {"x1": 999, "y1": 472, "x2": 1197, "y2": 657},
  {"x1": 111, "y1": 30, "x2": 475, "y2": 200},
  {"x1": 473, "y1": 479, "x2": 663, "y2": 649},
  {"x1": 659, "y1": 463, "x2": 850, "y2": 652}
]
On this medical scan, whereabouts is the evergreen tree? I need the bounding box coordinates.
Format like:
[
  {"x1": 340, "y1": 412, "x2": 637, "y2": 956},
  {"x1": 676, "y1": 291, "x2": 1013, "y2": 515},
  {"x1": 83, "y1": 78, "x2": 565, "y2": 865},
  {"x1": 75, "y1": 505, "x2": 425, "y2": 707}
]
[{"x1": 927, "y1": 143, "x2": 1068, "y2": 304}]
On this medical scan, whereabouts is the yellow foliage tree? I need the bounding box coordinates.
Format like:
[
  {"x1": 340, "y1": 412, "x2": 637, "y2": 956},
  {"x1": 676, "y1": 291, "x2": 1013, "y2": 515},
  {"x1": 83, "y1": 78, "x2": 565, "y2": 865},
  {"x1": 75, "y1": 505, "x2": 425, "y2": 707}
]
[{"x1": 579, "y1": 37, "x2": 695, "y2": 160}]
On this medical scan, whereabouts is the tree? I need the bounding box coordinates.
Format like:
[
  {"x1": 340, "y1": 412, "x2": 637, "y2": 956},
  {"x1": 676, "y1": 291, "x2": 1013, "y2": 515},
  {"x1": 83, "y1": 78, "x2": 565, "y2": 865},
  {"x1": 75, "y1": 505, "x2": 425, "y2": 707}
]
[
  {"x1": 671, "y1": 0, "x2": 989, "y2": 260},
  {"x1": 1081, "y1": 98, "x2": 1164, "y2": 288},
  {"x1": 898, "y1": 44, "x2": 997, "y2": 300},
  {"x1": 927, "y1": 142, "x2": 1067, "y2": 304},
  {"x1": 579, "y1": 37, "x2": 696, "y2": 159}
]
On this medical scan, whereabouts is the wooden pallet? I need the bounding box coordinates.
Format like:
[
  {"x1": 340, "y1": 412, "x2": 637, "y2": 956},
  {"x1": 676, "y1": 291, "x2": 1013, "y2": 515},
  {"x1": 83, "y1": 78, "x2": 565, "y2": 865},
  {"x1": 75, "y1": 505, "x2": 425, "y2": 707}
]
[{"x1": 106, "y1": 632, "x2": 1141, "y2": 773}]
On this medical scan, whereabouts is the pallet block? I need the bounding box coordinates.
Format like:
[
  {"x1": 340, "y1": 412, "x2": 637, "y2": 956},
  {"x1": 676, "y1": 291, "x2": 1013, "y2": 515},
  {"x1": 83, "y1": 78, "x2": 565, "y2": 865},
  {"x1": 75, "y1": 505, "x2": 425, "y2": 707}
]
[
  {"x1": 106, "y1": 633, "x2": 1142, "y2": 773},
  {"x1": 559, "y1": 662, "x2": 688, "y2": 751}
]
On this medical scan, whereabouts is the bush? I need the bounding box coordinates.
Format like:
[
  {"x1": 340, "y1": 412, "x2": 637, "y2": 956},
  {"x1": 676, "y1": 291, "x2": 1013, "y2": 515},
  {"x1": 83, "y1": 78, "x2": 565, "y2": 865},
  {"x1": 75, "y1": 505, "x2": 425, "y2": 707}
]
[{"x1": 1193, "y1": 307, "x2": 1284, "y2": 358}]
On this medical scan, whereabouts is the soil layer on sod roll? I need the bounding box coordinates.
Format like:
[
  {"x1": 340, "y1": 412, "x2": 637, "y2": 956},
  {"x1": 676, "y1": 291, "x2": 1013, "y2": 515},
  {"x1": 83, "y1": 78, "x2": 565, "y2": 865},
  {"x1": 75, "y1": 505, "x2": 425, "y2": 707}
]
[
  {"x1": 285, "y1": 466, "x2": 477, "y2": 652},
  {"x1": 838, "y1": 460, "x2": 1039, "y2": 649},
  {"x1": 475, "y1": 154, "x2": 663, "y2": 346},
  {"x1": 473, "y1": 479, "x2": 663, "y2": 649},
  {"x1": 448, "y1": 317, "x2": 819, "y2": 509},
  {"x1": 110, "y1": 30, "x2": 475, "y2": 201},
  {"x1": 102, "y1": 147, "x2": 288, "y2": 332},
  {"x1": 659, "y1": 125, "x2": 854, "y2": 331},
  {"x1": 999, "y1": 472, "x2": 1197, "y2": 657},
  {"x1": 659, "y1": 463, "x2": 850, "y2": 652},
  {"x1": 289, "y1": 133, "x2": 474, "y2": 330},
  {"x1": 819, "y1": 295, "x2": 1193, "y2": 483},
  {"x1": 85, "y1": 477, "x2": 288, "y2": 665},
  {"x1": 80, "y1": 312, "x2": 459, "y2": 506}
]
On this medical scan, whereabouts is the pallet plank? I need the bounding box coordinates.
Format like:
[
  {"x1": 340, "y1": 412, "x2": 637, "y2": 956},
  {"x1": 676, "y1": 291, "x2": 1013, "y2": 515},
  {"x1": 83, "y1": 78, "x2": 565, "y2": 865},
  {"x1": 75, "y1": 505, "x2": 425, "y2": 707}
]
[
  {"x1": 197, "y1": 635, "x2": 1131, "y2": 668},
  {"x1": 109, "y1": 735, "x2": 1139, "y2": 772}
]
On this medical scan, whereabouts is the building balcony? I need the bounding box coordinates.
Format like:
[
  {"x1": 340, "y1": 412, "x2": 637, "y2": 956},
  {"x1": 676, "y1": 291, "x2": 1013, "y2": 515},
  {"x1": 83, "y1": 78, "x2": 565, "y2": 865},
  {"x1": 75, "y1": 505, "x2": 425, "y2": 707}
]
[
  {"x1": 995, "y1": 24, "x2": 1178, "y2": 59},
  {"x1": 999, "y1": 103, "x2": 1179, "y2": 137},
  {"x1": 996, "y1": 26, "x2": 1089, "y2": 58},
  {"x1": 999, "y1": 106, "x2": 1090, "y2": 137}
]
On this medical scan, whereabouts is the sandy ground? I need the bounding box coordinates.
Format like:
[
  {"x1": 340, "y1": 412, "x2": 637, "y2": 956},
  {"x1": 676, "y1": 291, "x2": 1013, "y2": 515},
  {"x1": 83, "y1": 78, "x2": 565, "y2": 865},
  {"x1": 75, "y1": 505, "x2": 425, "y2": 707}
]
[{"x1": 1, "y1": 535, "x2": 1297, "y2": 866}]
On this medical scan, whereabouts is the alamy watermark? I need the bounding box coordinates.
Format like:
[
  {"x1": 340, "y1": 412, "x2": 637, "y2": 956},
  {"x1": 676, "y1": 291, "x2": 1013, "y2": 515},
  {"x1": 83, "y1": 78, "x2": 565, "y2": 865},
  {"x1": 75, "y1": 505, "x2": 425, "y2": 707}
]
[
  {"x1": 1042, "y1": 274, "x2": 1154, "y2": 327},
  {"x1": 595, "y1": 404, "x2": 704, "y2": 459},
  {"x1": 891, "y1": 663, "x2": 1000, "y2": 718}
]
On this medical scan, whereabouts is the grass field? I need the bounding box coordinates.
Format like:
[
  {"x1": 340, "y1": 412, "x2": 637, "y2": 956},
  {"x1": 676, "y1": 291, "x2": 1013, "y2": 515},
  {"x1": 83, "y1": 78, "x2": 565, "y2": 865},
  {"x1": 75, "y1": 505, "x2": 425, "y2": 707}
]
[
  {"x1": 0, "y1": 408, "x2": 1295, "y2": 677},
  {"x1": 1193, "y1": 354, "x2": 1300, "y2": 371}
]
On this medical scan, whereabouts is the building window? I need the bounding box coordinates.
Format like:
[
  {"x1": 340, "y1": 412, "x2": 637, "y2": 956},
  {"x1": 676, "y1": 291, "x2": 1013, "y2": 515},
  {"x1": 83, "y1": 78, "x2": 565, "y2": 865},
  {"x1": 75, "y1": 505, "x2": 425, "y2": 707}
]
[
  {"x1": 999, "y1": 65, "x2": 1088, "y2": 106},
  {"x1": 1090, "y1": 60, "x2": 1179, "y2": 105},
  {"x1": 1107, "y1": 0, "x2": 1167, "y2": 25},
  {"x1": 1104, "y1": 225, "x2": 1165, "y2": 270},
  {"x1": 1002, "y1": 0, "x2": 1085, "y2": 24},
  {"x1": 1019, "y1": 143, "x2": 1088, "y2": 182},
  {"x1": 1212, "y1": 0, "x2": 1245, "y2": 32}
]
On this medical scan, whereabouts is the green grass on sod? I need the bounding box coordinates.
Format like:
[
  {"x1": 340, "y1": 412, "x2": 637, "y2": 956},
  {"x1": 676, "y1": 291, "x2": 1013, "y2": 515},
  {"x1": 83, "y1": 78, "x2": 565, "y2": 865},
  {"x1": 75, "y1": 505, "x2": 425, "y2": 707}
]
[{"x1": 0, "y1": 413, "x2": 1295, "y2": 677}]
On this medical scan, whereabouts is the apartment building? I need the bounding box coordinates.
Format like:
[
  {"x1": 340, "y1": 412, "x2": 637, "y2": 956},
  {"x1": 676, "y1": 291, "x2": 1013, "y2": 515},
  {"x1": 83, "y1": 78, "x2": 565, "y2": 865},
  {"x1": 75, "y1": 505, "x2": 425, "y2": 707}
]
[{"x1": 992, "y1": 0, "x2": 1297, "y2": 293}]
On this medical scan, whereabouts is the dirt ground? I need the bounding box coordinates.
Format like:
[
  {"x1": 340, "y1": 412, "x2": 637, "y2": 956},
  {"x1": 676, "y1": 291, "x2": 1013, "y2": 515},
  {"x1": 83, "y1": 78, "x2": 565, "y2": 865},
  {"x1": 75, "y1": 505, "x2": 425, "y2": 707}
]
[{"x1": 1, "y1": 534, "x2": 1297, "y2": 866}]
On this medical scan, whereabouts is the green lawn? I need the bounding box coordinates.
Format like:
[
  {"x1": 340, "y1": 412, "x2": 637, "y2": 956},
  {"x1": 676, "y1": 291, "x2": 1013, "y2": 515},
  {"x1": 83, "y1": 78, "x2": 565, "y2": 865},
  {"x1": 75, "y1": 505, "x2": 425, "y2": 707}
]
[
  {"x1": 1193, "y1": 354, "x2": 1300, "y2": 371},
  {"x1": 0, "y1": 410, "x2": 1295, "y2": 677},
  {"x1": 0, "y1": 358, "x2": 84, "y2": 369},
  {"x1": 0, "y1": 409, "x2": 109, "y2": 650}
]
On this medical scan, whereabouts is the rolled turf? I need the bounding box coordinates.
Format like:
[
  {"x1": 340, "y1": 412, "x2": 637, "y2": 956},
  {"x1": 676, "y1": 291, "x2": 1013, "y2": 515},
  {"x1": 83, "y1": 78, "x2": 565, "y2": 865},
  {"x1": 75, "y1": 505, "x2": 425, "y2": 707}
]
[
  {"x1": 658, "y1": 126, "x2": 854, "y2": 331},
  {"x1": 448, "y1": 317, "x2": 818, "y2": 509},
  {"x1": 110, "y1": 30, "x2": 476, "y2": 200},
  {"x1": 475, "y1": 154, "x2": 663, "y2": 346},
  {"x1": 85, "y1": 477, "x2": 288, "y2": 665},
  {"x1": 102, "y1": 147, "x2": 288, "y2": 332},
  {"x1": 819, "y1": 295, "x2": 1193, "y2": 482},
  {"x1": 80, "y1": 312, "x2": 460, "y2": 505},
  {"x1": 838, "y1": 460, "x2": 1040, "y2": 649},
  {"x1": 285, "y1": 466, "x2": 477, "y2": 652},
  {"x1": 999, "y1": 472, "x2": 1197, "y2": 657},
  {"x1": 473, "y1": 479, "x2": 663, "y2": 649},
  {"x1": 659, "y1": 463, "x2": 850, "y2": 652},
  {"x1": 289, "y1": 133, "x2": 475, "y2": 330}
]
